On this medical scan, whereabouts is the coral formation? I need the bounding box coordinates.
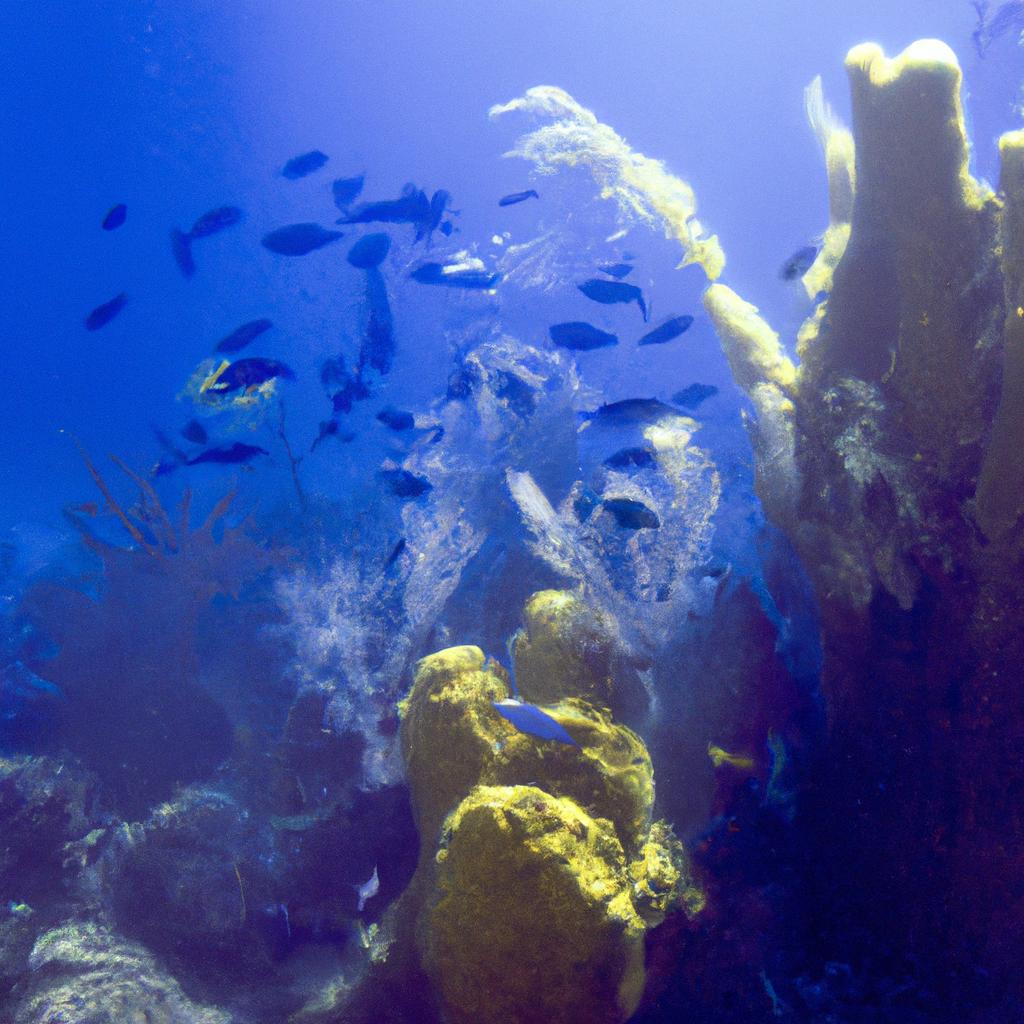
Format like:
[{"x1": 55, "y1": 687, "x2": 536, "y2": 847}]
[
  {"x1": 704, "y1": 38, "x2": 1024, "y2": 1004},
  {"x1": 396, "y1": 592, "x2": 704, "y2": 1024}
]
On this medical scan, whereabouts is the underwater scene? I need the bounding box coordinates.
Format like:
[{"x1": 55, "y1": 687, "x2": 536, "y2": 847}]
[{"x1": 2, "y1": 2, "x2": 1023, "y2": 1022}]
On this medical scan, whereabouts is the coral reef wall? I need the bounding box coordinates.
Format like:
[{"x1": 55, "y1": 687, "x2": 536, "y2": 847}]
[{"x1": 706, "y1": 39, "x2": 1024, "y2": 1005}]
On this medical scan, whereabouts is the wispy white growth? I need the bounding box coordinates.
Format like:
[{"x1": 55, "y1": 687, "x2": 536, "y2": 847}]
[{"x1": 490, "y1": 85, "x2": 725, "y2": 279}]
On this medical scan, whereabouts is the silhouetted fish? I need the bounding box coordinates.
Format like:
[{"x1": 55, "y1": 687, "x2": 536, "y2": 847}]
[
  {"x1": 638, "y1": 315, "x2": 694, "y2": 346},
  {"x1": 310, "y1": 419, "x2": 355, "y2": 452},
  {"x1": 189, "y1": 206, "x2": 243, "y2": 239},
  {"x1": 780, "y1": 245, "x2": 818, "y2": 281},
  {"x1": 187, "y1": 442, "x2": 268, "y2": 466},
  {"x1": 549, "y1": 321, "x2": 618, "y2": 351},
  {"x1": 377, "y1": 407, "x2": 415, "y2": 431},
  {"x1": 181, "y1": 419, "x2": 208, "y2": 445},
  {"x1": 282, "y1": 150, "x2": 328, "y2": 179},
  {"x1": 603, "y1": 446, "x2": 655, "y2": 470},
  {"x1": 170, "y1": 228, "x2": 195, "y2": 277},
  {"x1": 262, "y1": 223, "x2": 344, "y2": 256},
  {"x1": 603, "y1": 497, "x2": 660, "y2": 529},
  {"x1": 101, "y1": 204, "x2": 126, "y2": 231},
  {"x1": 382, "y1": 468, "x2": 432, "y2": 498},
  {"x1": 418, "y1": 189, "x2": 450, "y2": 242},
  {"x1": 598, "y1": 262, "x2": 633, "y2": 279},
  {"x1": 215, "y1": 319, "x2": 273, "y2": 354},
  {"x1": 360, "y1": 268, "x2": 395, "y2": 376},
  {"x1": 410, "y1": 262, "x2": 500, "y2": 290},
  {"x1": 84, "y1": 293, "x2": 126, "y2": 331},
  {"x1": 671, "y1": 384, "x2": 718, "y2": 409},
  {"x1": 498, "y1": 189, "x2": 539, "y2": 207},
  {"x1": 342, "y1": 184, "x2": 431, "y2": 229},
  {"x1": 439, "y1": 221, "x2": 454, "y2": 237},
  {"x1": 580, "y1": 397, "x2": 683, "y2": 426},
  {"x1": 384, "y1": 538, "x2": 406, "y2": 569},
  {"x1": 578, "y1": 278, "x2": 647, "y2": 320},
  {"x1": 492, "y1": 699, "x2": 580, "y2": 746},
  {"x1": 207, "y1": 357, "x2": 295, "y2": 393},
  {"x1": 331, "y1": 379, "x2": 371, "y2": 413},
  {"x1": 332, "y1": 174, "x2": 365, "y2": 211},
  {"x1": 347, "y1": 233, "x2": 391, "y2": 269}
]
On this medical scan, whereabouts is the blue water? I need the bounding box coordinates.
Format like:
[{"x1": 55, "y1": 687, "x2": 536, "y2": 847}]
[{"x1": 1, "y1": 2, "x2": 1022, "y2": 1021}]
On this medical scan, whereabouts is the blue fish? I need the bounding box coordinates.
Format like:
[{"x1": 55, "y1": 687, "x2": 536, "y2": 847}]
[
  {"x1": 780, "y1": 245, "x2": 818, "y2": 281},
  {"x1": 418, "y1": 189, "x2": 451, "y2": 242},
  {"x1": 492, "y1": 699, "x2": 580, "y2": 747},
  {"x1": 577, "y1": 278, "x2": 647, "y2": 320},
  {"x1": 187, "y1": 442, "x2": 269, "y2": 466},
  {"x1": 189, "y1": 206, "x2": 243, "y2": 239},
  {"x1": 347, "y1": 232, "x2": 391, "y2": 269},
  {"x1": 671, "y1": 384, "x2": 718, "y2": 410},
  {"x1": 603, "y1": 497, "x2": 660, "y2": 529},
  {"x1": 377, "y1": 407, "x2": 415, "y2": 431},
  {"x1": 101, "y1": 203, "x2": 126, "y2": 231},
  {"x1": 498, "y1": 189, "x2": 539, "y2": 207},
  {"x1": 180, "y1": 419, "x2": 208, "y2": 445},
  {"x1": 207, "y1": 357, "x2": 295, "y2": 393},
  {"x1": 598, "y1": 262, "x2": 633, "y2": 279},
  {"x1": 311, "y1": 419, "x2": 355, "y2": 452},
  {"x1": 342, "y1": 184, "x2": 431, "y2": 229},
  {"x1": 382, "y1": 468, "x2": 432, "y2": 498},
  {"x1": 360, "y1": 268, "x2": 395, "y2": 375},
  {"x1": 332, "y1": 174, "x2": 365, "y2": 211},
  {"x1": 579, "y1": 397, "x2": 682, "y2": 426},
  {"x1": 84, "y1": 293, "x2": 126, "y2": 331},
  {"x1": 262, "y1": 223, "x2": 344, "y2": 256},
  {"x1": 170, "y1": 228, "x2": 195, "y2": 277},
  {"x1": 549, "y1": 321, "x2": 618, "y2": 351},
  {"x1": 603, "y1": 446, "x2": 655, "y2": 470},
  {"x1": 215, "y1": 318, "x2": 273, "y2": 354},
  {"x1": 637, "y1": 315, "x2": 694, "y2": 346},
  {"x1": 282, "y1": 150, "x2": 328, "y2": 179},
  {"x1": 331, "y1": 378, "x2": 371, "y2": 413},
  {"x1": 410, "y1": 262, "x2": 500, "y2": 290}
]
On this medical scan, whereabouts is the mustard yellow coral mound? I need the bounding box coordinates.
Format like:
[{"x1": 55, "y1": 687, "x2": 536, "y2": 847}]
[{"x1": 423, "y1": 785, "x2": 646, "y2": 1024}]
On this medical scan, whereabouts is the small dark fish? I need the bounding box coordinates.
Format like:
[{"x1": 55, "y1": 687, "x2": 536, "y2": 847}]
[
  {"x1": 84, "y1": 293, "x2": 126, "y2": 331},
  {"x1": 498, "y1": 189, "x2": 539, "y2": 207},
  {"x1": 418, "y1": 189, "x2": 450, "y2": 242},
  {"x1": 598, "y1": 262, "x2": 633, "y2": 279},
  {"x1": 410, "y1": 262, "x2": 500, "y2": 290},
  {"x1": 310, "y1": 419, "x2": 355, "y2": 452},
  {"x1": 347, "y1": 233, "x2": 391, "y2": 269},
  {"x1": 577, "y1": 278, "x2": 647, "y2": 320},
  {"x1": 429, "y1": 425, "x2": 445, "y2": 444},
  {"x1": 573, "y1": 486, "x2": 600, "y2": 522},
  {"x1": 492, "y1": 699, "x2": 579, "y2": 747},
  {"x1": 580, "y1": 397, "x2": 683, "y2": 426},
  {"x1": 360, "y1": 268, "x2": 395, "y2": 375},
  {"x1": 384, "y1": 538, "x2": 406, "y2": 569},
  {"x1": 549, "y1": 321, "x2": 618, "y2": 351},
  {"x1": 207, "y1": 357, "x2": 295, "y2": 393},
  {"x1": 189, "y1": 206, "x2": 243, "y2": 239},
  {"x1": 215, "y1": 318, "x2": 274, "y2": 354},
  {"x1": 170, "y1": 228, "x2": 195, "y2": 278},
  {"x1": 671, "y1": 384, "x2": 718, "y2": 410},
  {"x1": 603, "y1": 446, "x2": 655, "y2": 470},
  {"x1": 780, "y1": 245, "x2": 818, "y2": 281},
  {"x1": 603, "y1": 497, "x2": 660, "y2": 530},
  {"x1": 331, "y1": 379, "x2": 371, "y2": 413},
  {"x1": 282, "y1": 150, "x2": 329, "y2": 179},
  {"x1": 342, "y1": 185, "x2": 431, "y2": 228},
  {"x1": 637, "y1": 315, "x2": 694, "y2": 347},
  {"x1": 181, "y1": 419, "x2": 208, "y2": 445},
  {"x1": 101, "y1": 203, "x2": 126, "y2": 231},
  {"x1": 376, "y1": 407, "x2": 415, "y2": 431},
  {"x1": 332, "y1": 174, "x2": 365, "y2": 211},
  {"x1": 262, "y1": 223, "x2": 344, "y2": 256},
  {"x1": 439, "y1": 221, "x2": 454, "y2": 237},
  {"x1": 187, "y1": 442, "x2": 269, "y2": 466},
  {"x1": 382, "y1": 468, "x2": 432, "y2": 498}
]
